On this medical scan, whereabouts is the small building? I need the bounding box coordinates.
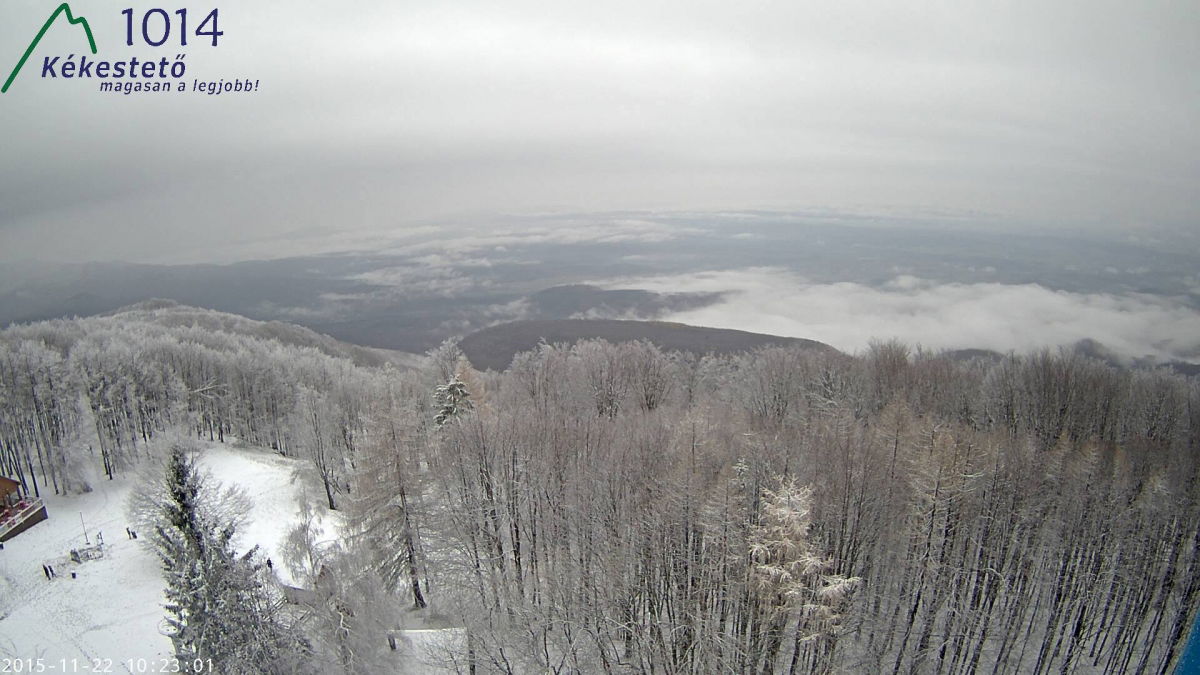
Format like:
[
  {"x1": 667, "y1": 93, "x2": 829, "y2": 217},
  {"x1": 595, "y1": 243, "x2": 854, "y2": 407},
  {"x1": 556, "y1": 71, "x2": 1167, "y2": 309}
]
[
  {"x1": 0, "y1": 476, "x2": 18, "y2": 502},
  {"x1": 0, "y1": 476, "x2": 48, "y2": 543}
]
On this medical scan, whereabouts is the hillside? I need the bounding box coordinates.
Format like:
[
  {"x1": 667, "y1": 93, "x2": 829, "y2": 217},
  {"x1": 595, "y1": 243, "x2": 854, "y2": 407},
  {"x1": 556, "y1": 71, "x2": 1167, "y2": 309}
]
[
  {"x1": 97, "y1": 300, "x2": 423, "y2": 369},
  {"x1": 458, "y1": 318, "x2": 835, "y2": 370},
  {"x1": 1, "y1": 303, "x2": 1196, "y2": 672}
]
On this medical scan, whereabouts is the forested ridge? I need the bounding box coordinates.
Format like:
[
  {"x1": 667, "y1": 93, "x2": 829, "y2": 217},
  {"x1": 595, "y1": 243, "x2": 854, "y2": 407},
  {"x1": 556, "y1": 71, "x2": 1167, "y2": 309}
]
[{"x1": 1, "y1": 303, "x2": 1197, "y2": 673}]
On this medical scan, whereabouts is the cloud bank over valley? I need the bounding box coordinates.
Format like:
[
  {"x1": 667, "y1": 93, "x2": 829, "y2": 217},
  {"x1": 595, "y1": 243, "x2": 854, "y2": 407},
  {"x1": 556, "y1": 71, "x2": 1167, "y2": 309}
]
[{"x1": 598, "y1": 268, "x2": 1200, "y2": 363}]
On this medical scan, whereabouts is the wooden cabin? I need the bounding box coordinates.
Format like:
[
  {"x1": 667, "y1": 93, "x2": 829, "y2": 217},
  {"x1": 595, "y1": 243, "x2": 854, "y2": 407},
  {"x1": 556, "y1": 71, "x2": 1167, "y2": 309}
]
[
  {"x1": 0, "y1": 476, "x2": 19, "y2": 505},
  {"x1": 0, "y1": 476, "x2": 48, "y2": 542}
]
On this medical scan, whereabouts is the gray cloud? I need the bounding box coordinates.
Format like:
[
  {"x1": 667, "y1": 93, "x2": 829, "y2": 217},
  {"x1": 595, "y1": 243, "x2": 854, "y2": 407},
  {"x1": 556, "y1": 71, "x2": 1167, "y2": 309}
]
[
  {"x1": 598, "y1": 268, "x2": 1200, "y2": 362},
  {"x1": 1, "y1": 0, "x2": 1197, "y2": 263}
]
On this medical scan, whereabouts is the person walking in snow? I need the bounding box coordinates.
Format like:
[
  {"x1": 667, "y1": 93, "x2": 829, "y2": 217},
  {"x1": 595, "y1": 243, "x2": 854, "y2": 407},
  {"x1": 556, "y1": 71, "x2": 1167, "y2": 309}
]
[{"x1": 42, "y1": 564, "x2": 50, "y2": 580}]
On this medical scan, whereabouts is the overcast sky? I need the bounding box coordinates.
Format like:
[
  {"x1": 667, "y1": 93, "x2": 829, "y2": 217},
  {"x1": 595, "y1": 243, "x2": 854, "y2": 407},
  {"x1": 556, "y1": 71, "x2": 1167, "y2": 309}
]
[{"x1": 1, "y1": 0, "x2": 1197, "y2": 263}]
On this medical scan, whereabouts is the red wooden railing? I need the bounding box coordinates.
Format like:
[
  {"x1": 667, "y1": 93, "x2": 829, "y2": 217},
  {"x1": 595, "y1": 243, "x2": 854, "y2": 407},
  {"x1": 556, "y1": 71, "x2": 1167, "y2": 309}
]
[{"x1": 0, "y1": 498, "x2": 45, "y2": 538}]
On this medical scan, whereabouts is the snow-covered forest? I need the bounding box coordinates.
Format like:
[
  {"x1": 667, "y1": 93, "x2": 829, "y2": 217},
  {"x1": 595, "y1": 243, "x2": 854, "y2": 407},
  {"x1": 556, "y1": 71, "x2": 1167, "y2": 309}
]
[{"x1": 1, "y1": 303, "x2": 1197, "y2": 673}]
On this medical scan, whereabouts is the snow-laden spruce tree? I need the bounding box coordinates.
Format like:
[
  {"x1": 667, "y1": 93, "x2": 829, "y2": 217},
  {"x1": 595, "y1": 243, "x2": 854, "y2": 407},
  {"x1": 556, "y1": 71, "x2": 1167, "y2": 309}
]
[
  {"x1": 152, "y1": 445, "x2": 310, "y2": 673},
  {"x1": 433, "y1": 374, "x2": 472, "y2": 427}
]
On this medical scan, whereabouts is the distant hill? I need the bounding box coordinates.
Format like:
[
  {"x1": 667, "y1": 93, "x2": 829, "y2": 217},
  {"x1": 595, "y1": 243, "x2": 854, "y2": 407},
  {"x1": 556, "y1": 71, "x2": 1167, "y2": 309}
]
[
  {"x1": 943, "y1": 348, "x2": 1006, "y2": 363},
  {"x1": 99, "y1": 300, "x2": 423, "y2": 369},
  {"x1": 460, "y1": 320, "x2": 1200, "y2": 377},
  {"x1": 943, "y1": 341, "x2": 1200, "y2": 378},
  {"x1": 1071, "y1": 338, "x2": 1200, "y2": 378},
  {"x1": 526, "y1": 284, "x2": 723, "y2": 319},
  {"x1": 459, "y1": 319, "x2": 836, "y2": 371}
]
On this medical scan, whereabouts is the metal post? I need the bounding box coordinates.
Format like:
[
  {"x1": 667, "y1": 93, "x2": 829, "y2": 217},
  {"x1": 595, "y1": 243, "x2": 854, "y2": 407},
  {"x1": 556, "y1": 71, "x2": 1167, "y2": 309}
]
[{"x1": 80, "y1": 512, "x2": 90, "y2": 545}]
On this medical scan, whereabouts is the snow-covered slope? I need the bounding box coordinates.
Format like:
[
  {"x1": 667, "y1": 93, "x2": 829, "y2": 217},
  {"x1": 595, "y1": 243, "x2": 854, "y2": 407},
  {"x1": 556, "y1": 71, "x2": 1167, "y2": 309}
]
[
  {"x1": 0, "y1": 444, "x2": 336, "y2": 666},
  {"x1": 196, "y1": 445, "x2": 343, "y2": 588}
]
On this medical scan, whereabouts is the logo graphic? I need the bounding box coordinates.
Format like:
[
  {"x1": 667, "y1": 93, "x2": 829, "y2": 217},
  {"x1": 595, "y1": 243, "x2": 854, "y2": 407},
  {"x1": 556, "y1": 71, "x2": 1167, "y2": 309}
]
[{"x1": 2, "y1": 3, "x2": 97, "y2": 93}]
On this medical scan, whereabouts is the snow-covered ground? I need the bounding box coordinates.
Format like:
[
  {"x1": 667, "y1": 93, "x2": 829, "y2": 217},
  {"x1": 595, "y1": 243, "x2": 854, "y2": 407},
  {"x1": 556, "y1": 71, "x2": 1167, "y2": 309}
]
[
  {"x1": 392, "y1": 628, "x2": 468, "y2": 673},
  {"x1": 196, "y1": 445, "x2": 343, "y2": 588},
  {"x1": 0, "y1": 473, "x2": 169, "y2": 666},
  {"x1": 0, "y1": 443, "x2": 336, "y2": 668}
]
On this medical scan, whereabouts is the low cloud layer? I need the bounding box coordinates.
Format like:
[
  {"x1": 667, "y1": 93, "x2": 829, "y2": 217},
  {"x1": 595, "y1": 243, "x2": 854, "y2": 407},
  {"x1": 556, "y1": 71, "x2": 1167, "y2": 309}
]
[{"x1": 599, "y1": 269, "x2": 1200, "y2": 362}]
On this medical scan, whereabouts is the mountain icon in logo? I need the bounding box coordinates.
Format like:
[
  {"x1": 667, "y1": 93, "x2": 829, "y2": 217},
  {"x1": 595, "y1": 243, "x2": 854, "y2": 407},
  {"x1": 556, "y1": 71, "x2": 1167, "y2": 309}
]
[{"x1": 3, "y1": 3, "x2": 97, "y2": 93}]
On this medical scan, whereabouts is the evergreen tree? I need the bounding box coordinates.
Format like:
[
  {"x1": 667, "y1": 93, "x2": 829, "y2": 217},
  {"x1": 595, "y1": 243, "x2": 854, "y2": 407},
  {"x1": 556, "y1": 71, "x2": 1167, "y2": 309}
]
[
  {"x1": 434, "y1": 375, "x2": 472, "y2": 427},
  {"x1": 152, "y1": 445, "x2": 310, "y2": 673}
]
